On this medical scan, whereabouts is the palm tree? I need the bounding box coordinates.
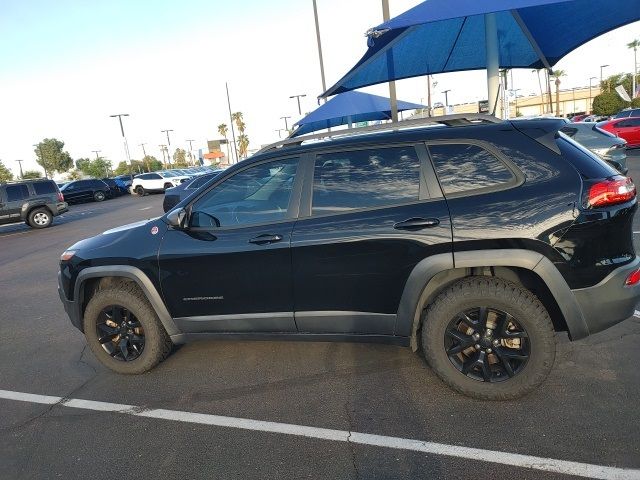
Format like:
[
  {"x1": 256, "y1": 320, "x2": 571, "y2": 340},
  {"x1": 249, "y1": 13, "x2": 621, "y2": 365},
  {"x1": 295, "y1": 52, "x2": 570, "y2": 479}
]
[
  {"x1": 552, "y1": 70, "x2": 566, "y2": 116},
  {"x1": 628, "y1": 39, "x2": 640, "y2": 99},
  {"x1": 218, "y1": 123, "x2": 230, "y2": 163},
  {"x1": 532, "y1": 69, "x2": 545, "y2": 114},
  {"x1": 237, "y1": 134, "x2": 250, "y2": 159},
  {"x1": 231, "y1": 112, "x2": 244, "y2": 133}
]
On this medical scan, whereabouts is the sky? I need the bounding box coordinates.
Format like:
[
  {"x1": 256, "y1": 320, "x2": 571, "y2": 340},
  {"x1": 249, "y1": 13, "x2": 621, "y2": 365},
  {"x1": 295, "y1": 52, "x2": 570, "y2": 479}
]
[{"x1": 1, "y1": 0, "x2": 639, "y2": 178}]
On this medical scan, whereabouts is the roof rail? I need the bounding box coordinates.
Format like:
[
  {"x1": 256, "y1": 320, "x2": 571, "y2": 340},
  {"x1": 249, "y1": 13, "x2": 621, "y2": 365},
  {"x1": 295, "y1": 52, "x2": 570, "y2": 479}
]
[
  {"x1": 257, "y1": 113, "x2": 502, "y2": 154},
  {"x1": 0, "y1": 178, "x2": 52, "y2": 186}
]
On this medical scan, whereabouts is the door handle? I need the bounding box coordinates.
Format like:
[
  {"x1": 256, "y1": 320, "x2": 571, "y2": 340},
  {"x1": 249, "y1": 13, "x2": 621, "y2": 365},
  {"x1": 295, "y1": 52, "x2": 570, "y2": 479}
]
[
  {"x1": 394, "y1": 217, "x2": 440, "y2": 231},
  {"x1": 249, "y1": 234, "x2": 283, "y2": 245}
]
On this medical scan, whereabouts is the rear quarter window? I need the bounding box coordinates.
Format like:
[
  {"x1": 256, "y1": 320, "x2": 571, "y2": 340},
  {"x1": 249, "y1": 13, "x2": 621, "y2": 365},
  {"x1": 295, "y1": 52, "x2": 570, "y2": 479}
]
[
  {"x1": 556, "y1": 133, "x2": 618, "y2": 179},
  {"x1": 33, "y1": 181, "x2": 57, "y2": 195}
]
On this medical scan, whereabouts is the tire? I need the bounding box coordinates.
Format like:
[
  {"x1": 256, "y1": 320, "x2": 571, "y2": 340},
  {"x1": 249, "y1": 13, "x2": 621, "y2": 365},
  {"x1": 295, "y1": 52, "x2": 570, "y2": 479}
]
[
  {"x1": 94, "y1": 191, "x2": 106, "y2": 202},
  {"x1": 135, "y1": 186, "x2": 145, "y2": 196},
  {"x1": 27, "y1": 207, "x2": 52, "y2": 229},
  {"x1": 421, "y1": 277, "x2": 555, "y2": 400},
  {"x1": 83, "y1": 284, "x2": 172, "y2": 374},
  {"x1": 163, "y1": 183, "x2": 173, "y2": 191}
]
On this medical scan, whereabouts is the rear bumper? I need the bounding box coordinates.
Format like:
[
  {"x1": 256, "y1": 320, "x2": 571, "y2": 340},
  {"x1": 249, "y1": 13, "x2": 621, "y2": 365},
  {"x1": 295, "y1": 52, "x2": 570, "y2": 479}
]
[
  {"x1": 56, "y1": 202, "x2": 69, "y2": 215},
  {"x1": 58, "y1": 271, "x2": 81, "y2": 331},
  {"x1": 572, "y1": 257, "x2": 640, "y2": 337}
]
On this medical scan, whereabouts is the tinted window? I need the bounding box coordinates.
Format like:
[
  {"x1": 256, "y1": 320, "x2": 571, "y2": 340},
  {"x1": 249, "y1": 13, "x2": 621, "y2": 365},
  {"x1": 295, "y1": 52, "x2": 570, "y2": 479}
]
[
  {"x1": 33, "y1": 181, "x2": 57, "y2": 195},
  {"x1": 6, "y1": 184, "x2": 30, "y2": 202},
  {"x1": 188, "y1": 175, "x2": 215, "y2": 189},
  {"x1": 191, "y1": 158, "x2": 299, "y2": 228},
  {"x1": 148, "y1": 173, "x2": 162, "y2": 180},
  {"x1": 429, "y1": 144, "x2": 514, "y2": 195},
  {"x1": 312, "y1": 146, "x2": 420, "y2": 215}
]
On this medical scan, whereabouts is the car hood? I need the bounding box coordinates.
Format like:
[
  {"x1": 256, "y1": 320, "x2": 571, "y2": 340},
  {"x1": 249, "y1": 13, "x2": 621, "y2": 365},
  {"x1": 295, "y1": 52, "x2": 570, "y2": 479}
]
[{"x1": 68, "y1": 217, "x2": 166, "y2": 253}]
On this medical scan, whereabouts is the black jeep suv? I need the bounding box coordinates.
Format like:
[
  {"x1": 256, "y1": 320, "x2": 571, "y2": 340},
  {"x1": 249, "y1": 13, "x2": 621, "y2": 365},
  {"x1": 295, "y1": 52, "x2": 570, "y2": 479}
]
[
  {"x1": 1, "y1": 179, "x2": 68, "y2": 228},
  {"x1": 58, "y1": 116, "x2": 640, "y2": 399}
]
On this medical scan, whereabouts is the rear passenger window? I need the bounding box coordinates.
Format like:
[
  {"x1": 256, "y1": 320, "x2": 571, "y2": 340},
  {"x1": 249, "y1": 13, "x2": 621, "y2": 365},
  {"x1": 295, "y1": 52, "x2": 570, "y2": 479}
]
[
  {"x1": 6, "y1": 184, "x2": 29, "y2": 201},
  {"x1": 312, "y1": 146, "x2": 420, "y2": 215},
  {"x1": 33, "y1": 182, "x2": 56, "y2": 195},
  {"x1": 429, "y1": 144, "x2": 514, "y2": 195}
]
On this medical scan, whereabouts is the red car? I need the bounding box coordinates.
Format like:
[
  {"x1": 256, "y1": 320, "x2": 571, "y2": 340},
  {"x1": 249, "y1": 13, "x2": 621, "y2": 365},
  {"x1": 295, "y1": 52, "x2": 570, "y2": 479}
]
[{"x1": 598, "y1": 117, "x2": 640, "y2": 148}]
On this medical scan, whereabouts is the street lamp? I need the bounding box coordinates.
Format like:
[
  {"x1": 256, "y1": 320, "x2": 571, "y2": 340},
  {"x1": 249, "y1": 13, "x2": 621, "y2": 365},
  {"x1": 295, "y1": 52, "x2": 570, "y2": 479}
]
[
  {"x1": 289, "y1": 94, "x2": 307, "y2": 115},
  {"x1": 280, "y1": 116, "x2": 292, "y2": 131},
  {"x1": 185, "y1": 139, "x2": 196, "y2": 166},
  {"x1": 15, "y1": 160, "x2": 24, "y2": 179},
  {"x1": 589, "y1": 76, "x2": 598, "y2": 113},
  {"x1": 109, "y1": 114, "x2": 132, "y2": 176},
  {"x1": 600, "y1": 64, "x2": 609, "y2": 90},
  {"x1": 441, "y1": 90, "x2": 451, "y2": 110},
  {"x1": 161, "y1": 129, "x2": 174, "y2": 166},
  {"x1": 92, "y1": 150, "x2": 101, "y2": 160}
]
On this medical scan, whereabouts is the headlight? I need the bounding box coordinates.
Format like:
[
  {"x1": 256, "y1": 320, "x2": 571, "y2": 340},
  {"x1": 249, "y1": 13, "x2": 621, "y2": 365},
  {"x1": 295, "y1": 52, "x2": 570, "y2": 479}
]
[{"x1": 60, "y1": 250, "x2": 76, "y2": 261}]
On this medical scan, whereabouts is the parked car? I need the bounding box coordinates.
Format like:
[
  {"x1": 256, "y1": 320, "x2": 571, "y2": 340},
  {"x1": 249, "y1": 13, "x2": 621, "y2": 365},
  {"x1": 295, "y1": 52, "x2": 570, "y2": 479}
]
[
  {"x1": 560, "y1": 122, "x2": 628, "y2": 174},
  {"x1": 163, "y1": 170, "x2": 225, "y2": 212},
  {"x1": 130, "y1": 171, "x2": 190, "y2": 196},
  {"x1": 101, "y1": 178, "x2": 125, "y2": 197},
  {"x1": 598, "y1": 117, "x2": 640, "y2": 148},
  {"x1": 1, "y1": 179, "x2": 67, "y2": 228},
  {"x1": 114, "y1": 174, "x2": 134, "y2": 188},
  {"x1": 59, "y1": 116, "x2": 640, "y2": 400},
  {"x1": 570, "y1": 114, "x2": 589, "y2": 122},
  {"x1": 60, "y1": 179, "x2": 111, "y2": 203},
  {"x1": 613, "y1": 108, "x2": 640, "y2": 119},
  {"x1": 581, "y1": 115, "x2": 609, "y2": 123}
]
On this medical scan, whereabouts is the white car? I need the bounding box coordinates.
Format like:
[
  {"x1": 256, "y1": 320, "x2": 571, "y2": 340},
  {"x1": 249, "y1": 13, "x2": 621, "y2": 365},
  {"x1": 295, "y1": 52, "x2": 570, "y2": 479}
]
[{"x1": 130, "y1": 171, "x2": 190, "y2": 196}]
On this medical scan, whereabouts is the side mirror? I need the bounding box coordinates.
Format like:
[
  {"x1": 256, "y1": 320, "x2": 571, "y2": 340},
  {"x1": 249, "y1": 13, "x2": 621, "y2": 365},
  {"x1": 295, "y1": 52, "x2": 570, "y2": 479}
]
[{"x1": 166, "y1": 208, "x2": 188, "y2": 229}]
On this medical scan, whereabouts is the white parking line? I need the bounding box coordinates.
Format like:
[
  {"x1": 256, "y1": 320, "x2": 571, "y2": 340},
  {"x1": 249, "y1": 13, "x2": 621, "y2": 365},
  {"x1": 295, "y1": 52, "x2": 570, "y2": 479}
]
[
  {"x1": 139, "y1": 207, "x2": 152, "y2": 211},
  {"x1": 634, "y1": 310, "x2": 640, "y2": 319},
  {"x1": 1, "y1": 389, "x2": 638, "y2": 479}
]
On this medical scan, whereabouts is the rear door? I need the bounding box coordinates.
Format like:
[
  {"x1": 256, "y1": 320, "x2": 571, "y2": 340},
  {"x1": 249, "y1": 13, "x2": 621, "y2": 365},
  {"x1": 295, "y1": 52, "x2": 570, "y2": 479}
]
[
  {"x1": 1, "y1": 184, "x2": 30, "y2": 222},
  {"x1": 616, "y1": 118, "x2": 640, "y2": 146},
  {"x1": 291, "y1": 144, "x2": 452, "y2": 335}
]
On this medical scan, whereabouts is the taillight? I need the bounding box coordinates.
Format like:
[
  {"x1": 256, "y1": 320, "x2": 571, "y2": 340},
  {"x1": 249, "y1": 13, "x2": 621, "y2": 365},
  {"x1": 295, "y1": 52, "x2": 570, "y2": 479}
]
[
  {"x1": 625, "y1": 268, "x2": 640, "y2": 286},
  {"x1": 588, "y1": 176, "x2": 636, "y2": 208},
  {"x1": 58, "y1": 192, "x2": 64, "y2": 202}
]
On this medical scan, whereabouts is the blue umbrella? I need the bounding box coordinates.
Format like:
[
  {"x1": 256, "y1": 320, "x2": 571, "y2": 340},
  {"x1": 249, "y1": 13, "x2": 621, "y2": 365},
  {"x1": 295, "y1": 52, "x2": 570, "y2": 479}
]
[
  {"x1": 321, "y1": 0, "x2": 640, "y2": 108},
  {"x1": 291, "y1": 91, "x2": 424, "y2": 137}
]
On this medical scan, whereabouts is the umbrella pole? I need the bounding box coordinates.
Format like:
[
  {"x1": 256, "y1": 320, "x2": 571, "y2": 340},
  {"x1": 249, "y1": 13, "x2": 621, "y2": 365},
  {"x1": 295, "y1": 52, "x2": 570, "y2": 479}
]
[
  {"x1": 382, "y1": 0, "x2": 399, "y2": 123},
  {"x1": 485, "y1": 13, "x2": 502, "y2": 119}
]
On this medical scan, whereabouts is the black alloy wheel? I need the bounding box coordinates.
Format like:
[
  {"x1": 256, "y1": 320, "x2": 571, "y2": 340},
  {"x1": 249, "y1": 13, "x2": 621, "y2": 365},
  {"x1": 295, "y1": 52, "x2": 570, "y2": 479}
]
[
  {"x1": 96, "y1": 305, "x2": 145, "y2": 361},
  {"x1": 444, "y1": 307, "x2": 530, "y2": 383}
]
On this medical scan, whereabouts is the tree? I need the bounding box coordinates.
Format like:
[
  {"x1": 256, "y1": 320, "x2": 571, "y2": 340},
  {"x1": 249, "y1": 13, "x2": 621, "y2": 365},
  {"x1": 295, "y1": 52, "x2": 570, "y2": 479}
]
[
  {"x1": 67, "y1": 169, "x2": 83, "y2": 181},
  {"x1": 532, "y1": 69, "x2": 545, "y2": 113},
  {"x1": 34, "y1": 138, "x2": 73, "y2": 177},
  {"x1": 551, "y1": 70, "x2": 566, "y2": 116},
  {"x1": 173, "y1": 148, "x2": 188, "y2": 168},
  {"x1": 218, "y1": 123, "x2": 230, "y2": 162},
  {"x1": 0, "y1": 160, "x2": 13, "y2": 183},
  {"x1": 238, "y1": 134, "x2": 250, "y2": 159},
  {"x1": 142, "y1": 155, "x2": 162, "y2": 172},
  {"x1": 22, "y1": 170, "x2": 43, "y2": 179},
  {"x1": 592, "y1": 91, "x2": 625, "y2": 116},
  {"x1": 76, "y1": 157, "x2": 112, "y2": 178}
]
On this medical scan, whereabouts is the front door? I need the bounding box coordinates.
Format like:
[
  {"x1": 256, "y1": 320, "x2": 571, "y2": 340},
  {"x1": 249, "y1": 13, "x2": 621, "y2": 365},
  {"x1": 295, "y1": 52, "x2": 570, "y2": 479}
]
[
  {"x1": 158, "y1": 156, "x2": 303, "y2": 334},
  {"x1": 291, "y1": 144, "x2": 452, "y2": 335},
  {"x1": 0, "y1": 184, "x2": 30, "y2": 224}
]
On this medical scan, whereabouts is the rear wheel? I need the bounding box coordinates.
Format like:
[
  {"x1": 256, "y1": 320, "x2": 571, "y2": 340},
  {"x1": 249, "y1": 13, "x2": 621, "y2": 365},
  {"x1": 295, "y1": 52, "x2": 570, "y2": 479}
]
[
  {"x1": 94, "y1": 191, "x2": 106, "y2": 202},
  {"x1": 163, "y1": 182, "x2": 173, "y2": 190},
  {"x1": 27, "y1": 207, "x2": 52, "y2": 228},
  {"x1": 135, "y1": 185, "x2": 145, "y2": 196},
  {"x1": 83, "y1": 284, "x2": 172, "y2": 374},
  {"x1": 421, "y1": 277, "x2": 555, "y2": 400}
]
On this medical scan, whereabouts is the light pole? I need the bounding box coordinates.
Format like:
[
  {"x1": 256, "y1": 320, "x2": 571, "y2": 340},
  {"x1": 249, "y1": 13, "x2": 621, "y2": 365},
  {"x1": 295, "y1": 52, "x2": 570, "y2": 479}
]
[
  {"x1": 442, "y1": 90, "x2": 451, "y2": 111},
  {"x1": 33, "y1": 144, "x2": 47, "y2": 178},
  {"x1": 589, "y1": 76, "x2": 597, "y2": 113},
  {"x1": 312, "y1": 0, "x2": 327, "y2": 97},
  {"x1": 280, "y1": 116, "x2": 291, "y2": 131},
  {"x1": 186, "y1": 139, "x2": 196, "y2": 166},
  {"x1": 289, "y1": 94, "x2": 307, "y2": 115},
  {"x1": 159, "y1": 144, "x2": 168, "y2": 169},
  {"x1": 140, "y1": 143, "x2": 147, "y2": 157},
  {"x1": 275, "y1": 129, "x2": 287, "y2": 139},
  {"x1": 109, "y1": 114, "x2": 132, "y2": 176},
  {"x1": 225, "y1": 82, "x2": 239, "y2": 164},
  {"x1": 15, "y1": 160, "x2": 24, "y2": 179},
  {"x1": 92, "y1": 150, "x2": 101, "y2": 160},
  {"x1": 600, "y1": 64, "x2": 609, "y2": 91},
  {"x1": 161, "y1": 129, "x2": 173, "y2": 166}
]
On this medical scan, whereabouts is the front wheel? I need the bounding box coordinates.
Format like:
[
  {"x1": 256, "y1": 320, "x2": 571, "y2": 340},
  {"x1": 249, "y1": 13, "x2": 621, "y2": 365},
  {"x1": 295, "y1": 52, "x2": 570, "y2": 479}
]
[
  {"x1": 94, "y1": 191, "x2": 106, "y2": 202},
  {"x1": 163, "y1": 183, "x2": 173, "y2": 191},
  {"x1": 421, "y1": 277, "x2": 555, "y2": 400},
  {"x1": 83, "y1": 284, "x2": 173, "y2": 374},
  {"x1": 135, "y1": 186, "x2": 145, "y2": 196}
]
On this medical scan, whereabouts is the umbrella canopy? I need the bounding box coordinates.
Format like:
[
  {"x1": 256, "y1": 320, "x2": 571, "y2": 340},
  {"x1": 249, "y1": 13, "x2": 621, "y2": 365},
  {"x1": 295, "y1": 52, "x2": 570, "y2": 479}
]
[
  {"x1": 291, "y1": 90, "x2": 424, "y2": 137},
  {"x1": 321, "y1": 0, "x2": 640, "y2": 98}
]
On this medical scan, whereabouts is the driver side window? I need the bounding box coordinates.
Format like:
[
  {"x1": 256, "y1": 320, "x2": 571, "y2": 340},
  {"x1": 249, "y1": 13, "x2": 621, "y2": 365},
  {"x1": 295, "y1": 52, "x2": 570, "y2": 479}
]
[{"x1": 190, "y1": 157, "x2": 299, "y2": 228}]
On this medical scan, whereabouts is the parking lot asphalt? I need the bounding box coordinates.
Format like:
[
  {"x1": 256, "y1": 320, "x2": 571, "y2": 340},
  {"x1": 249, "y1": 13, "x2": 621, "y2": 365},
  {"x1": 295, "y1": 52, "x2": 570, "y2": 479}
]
[{"x1": 2, "y1": 154, "x2": 640, "y2": 480}]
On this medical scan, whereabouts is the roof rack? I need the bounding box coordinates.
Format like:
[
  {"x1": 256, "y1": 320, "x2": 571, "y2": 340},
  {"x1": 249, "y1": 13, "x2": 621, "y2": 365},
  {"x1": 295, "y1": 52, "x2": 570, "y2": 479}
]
[
  {"x1": 257, "y1": 113, "x2": 502, "y2": 154},
  {"x1": 0, "y1": 178, "x2": 53, "y2": 186}
]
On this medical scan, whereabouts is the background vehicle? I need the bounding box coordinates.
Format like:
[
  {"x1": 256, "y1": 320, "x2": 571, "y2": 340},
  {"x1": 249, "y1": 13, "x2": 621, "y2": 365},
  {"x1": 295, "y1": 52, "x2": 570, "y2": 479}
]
[
  {"x1": 59, "y1": 116, "x2": 640, "y2": 400},
  {"x1": 0, "y1": 179, "x2": 67, "y2": 228},
  {"x1": 101, "y1": 178, "x2": 125, "y2": 197},
  {"x1": 60, "y1": 179, "x2": 111, "y2": 203},
  {"x1": 560, "y1": 122, "x2": 628, "y2": 173},
  {"x1": 598, "y1": 117, "x2": 640, "y2": 148},
  {"x1": 613, "y1": 108, "x2": 640, "y2": 119},
  {"x1": 130, "y1": 171, "x2": 189, "y2": 196},
  {"x1": 163, "y1": 170, "x2": 224, "y2": 212},
  {"x1": 114, "y1": 174, "x2": 134, "y2": 189}
]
